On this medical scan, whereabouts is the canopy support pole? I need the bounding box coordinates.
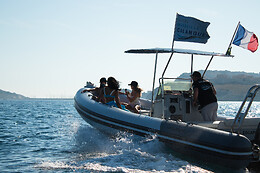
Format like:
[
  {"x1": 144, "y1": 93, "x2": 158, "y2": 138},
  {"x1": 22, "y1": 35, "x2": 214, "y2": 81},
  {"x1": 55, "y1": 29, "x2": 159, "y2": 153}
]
[
  {"x1": 202, "y1": 55, "x2": 214, "y2": 78},
  {"x1": 162, "y1": 52, "x2": 174, "y2": 78},
  {"x1": 161, "y1": 52, "x2": 175, "y2": 119},
  {"x1": 151, "y1": 51, "x2": 159, "y2": 116},
  {"x1": 191, "y1": 54, "x2": 194, "y2": 81}
]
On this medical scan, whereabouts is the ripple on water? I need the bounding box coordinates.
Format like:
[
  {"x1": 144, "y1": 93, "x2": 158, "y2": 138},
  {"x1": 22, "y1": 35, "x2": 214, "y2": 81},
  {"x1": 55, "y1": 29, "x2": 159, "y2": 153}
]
[{"x1": 1, "y1": 100, "x2": 259, "y2": 172}]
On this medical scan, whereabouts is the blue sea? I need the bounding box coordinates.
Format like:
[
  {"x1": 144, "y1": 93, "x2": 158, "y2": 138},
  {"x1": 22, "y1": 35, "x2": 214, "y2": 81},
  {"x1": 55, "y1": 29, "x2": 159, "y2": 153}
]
[{"x1": 1, "y1": 99, "x2": 260, "y2": 173}]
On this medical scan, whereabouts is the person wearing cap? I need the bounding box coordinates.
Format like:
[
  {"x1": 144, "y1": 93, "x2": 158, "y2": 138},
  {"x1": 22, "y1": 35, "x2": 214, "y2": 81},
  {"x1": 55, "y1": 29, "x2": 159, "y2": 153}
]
[
  {"x1": 124, "y1": 81, "x2": 142, "y2": 113},
  {"x1": 191, "y1": 71, "x2": 218, "y2": 121}
]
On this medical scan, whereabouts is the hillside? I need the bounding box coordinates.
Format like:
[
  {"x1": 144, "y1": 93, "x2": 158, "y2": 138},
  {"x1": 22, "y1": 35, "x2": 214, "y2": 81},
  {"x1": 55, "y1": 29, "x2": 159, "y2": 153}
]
[
  {"x1": 182, "y1": 70, "x2": 260, "y2": 101},
  {"x1": 0, "y1": 89, "x2": 29, "y2": 100},
  {"x1": 142, "y1": 70, "x2": 260, "y2": 101}
]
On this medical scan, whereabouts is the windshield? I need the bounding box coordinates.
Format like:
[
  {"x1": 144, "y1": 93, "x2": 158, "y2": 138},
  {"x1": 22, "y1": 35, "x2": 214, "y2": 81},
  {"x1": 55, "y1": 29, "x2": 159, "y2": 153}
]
[{"x1": 156, "y1": 79, "x2": 192, "y2": 99}]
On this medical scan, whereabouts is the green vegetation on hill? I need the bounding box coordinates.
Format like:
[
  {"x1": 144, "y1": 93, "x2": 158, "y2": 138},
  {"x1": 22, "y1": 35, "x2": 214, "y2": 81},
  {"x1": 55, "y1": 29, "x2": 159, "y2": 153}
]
[
  {"x1": 193, "y1": 70, "x2": 260, "y2": 101},
  {"x1": 142, "y1": 70, "x2": 260, "y2": 101}
]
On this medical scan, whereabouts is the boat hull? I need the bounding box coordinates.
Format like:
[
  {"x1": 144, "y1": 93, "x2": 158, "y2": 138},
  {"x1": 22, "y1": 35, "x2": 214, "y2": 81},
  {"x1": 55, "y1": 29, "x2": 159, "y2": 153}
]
[{"x1": 74, "y1": 88, "x2": 253, "y2": 169}]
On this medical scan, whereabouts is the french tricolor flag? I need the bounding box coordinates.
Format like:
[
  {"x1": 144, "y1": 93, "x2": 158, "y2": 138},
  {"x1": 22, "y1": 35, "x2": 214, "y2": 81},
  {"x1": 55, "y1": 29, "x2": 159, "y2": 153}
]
[{"x1": 232, "y1": 24, "x2": 258, "y2": 53}]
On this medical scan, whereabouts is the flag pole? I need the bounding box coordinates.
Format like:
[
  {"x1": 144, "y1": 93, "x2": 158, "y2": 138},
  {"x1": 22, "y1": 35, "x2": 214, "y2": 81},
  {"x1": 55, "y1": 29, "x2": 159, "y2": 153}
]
[
  {"x1": 225, "y1": 21, "x2": 240, "y2": 55},
  {"x1": 171, "y1": 13, "x2": 178, "y2": 50}
]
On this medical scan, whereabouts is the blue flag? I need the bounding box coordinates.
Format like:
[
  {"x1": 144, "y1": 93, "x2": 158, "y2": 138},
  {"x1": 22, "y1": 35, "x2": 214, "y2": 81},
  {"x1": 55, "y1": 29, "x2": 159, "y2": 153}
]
[{"x1": 174, "y1": 14, "x2": 210, "y2": 44}]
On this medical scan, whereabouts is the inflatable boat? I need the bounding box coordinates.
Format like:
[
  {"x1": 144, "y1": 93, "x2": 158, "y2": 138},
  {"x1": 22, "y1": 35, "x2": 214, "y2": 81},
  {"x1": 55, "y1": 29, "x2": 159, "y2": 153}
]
[{"x1": 75, "y1": 47, "x2": 260, "y2": 169}]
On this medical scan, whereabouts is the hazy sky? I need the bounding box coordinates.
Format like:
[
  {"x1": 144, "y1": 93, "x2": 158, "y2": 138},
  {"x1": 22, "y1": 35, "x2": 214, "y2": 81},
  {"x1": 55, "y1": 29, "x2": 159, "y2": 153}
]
[{"x1": 1, "y1": 0, "x2": 260, "y2": 98}]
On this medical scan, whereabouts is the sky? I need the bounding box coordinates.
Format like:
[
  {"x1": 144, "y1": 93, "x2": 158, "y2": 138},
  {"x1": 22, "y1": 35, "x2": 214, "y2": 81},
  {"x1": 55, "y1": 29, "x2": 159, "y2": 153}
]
[{"x1": 1, "y1": 0, "x2": 260, "y2": 98}]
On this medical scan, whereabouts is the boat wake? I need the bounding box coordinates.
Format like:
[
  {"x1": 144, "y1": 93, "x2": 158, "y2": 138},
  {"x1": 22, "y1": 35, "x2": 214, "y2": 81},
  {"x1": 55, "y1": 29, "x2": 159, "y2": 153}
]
[{"x1": 35, "y1": 123, "x2": 212, "y2": 172}]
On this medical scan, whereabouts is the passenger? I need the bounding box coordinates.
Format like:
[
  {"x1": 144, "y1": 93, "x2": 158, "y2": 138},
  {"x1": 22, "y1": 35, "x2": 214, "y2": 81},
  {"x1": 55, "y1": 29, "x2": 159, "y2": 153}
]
[
  {"x1": 81, "y1": 77, "x2": 106, "y2": 102},
  {"x1": 100, "y1": 77, "x2": 123, "y2": 109},
  {"x1": 191, "y1": 71, "x2": 218, "y2": 121},
  {"x1": 124, "y1": 81, "x2": 142, "y2": 113}
]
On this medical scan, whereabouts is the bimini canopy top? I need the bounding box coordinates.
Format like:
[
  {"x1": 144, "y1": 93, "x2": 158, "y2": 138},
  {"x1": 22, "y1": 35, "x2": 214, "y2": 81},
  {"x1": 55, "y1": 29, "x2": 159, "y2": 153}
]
[
  {"x1": 125, "y1": 47, "x2": 234, "y2": 104},
  {"x1": 125, "y1": 48, "x2": 234, "y2": 57}
]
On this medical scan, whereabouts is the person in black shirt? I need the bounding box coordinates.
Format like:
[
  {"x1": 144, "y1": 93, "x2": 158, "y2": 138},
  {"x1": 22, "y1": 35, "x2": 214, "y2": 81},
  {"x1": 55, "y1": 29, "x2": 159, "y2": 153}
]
[{"x1": 191, "y1": 71, "x2": 218, "y2": 121}]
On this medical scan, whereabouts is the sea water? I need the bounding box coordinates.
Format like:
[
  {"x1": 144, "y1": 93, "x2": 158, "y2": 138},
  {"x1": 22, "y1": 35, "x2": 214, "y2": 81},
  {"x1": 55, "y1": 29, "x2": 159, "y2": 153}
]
[{"x1": 1, "y1": 99, "x2": 260, "y2": 173}]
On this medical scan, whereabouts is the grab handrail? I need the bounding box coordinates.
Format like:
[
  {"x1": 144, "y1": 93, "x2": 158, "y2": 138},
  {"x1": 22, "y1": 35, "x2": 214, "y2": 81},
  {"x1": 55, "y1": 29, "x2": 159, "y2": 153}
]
[{"x1": 231, "y1": 84, "x2": 260, "y2": 134}]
